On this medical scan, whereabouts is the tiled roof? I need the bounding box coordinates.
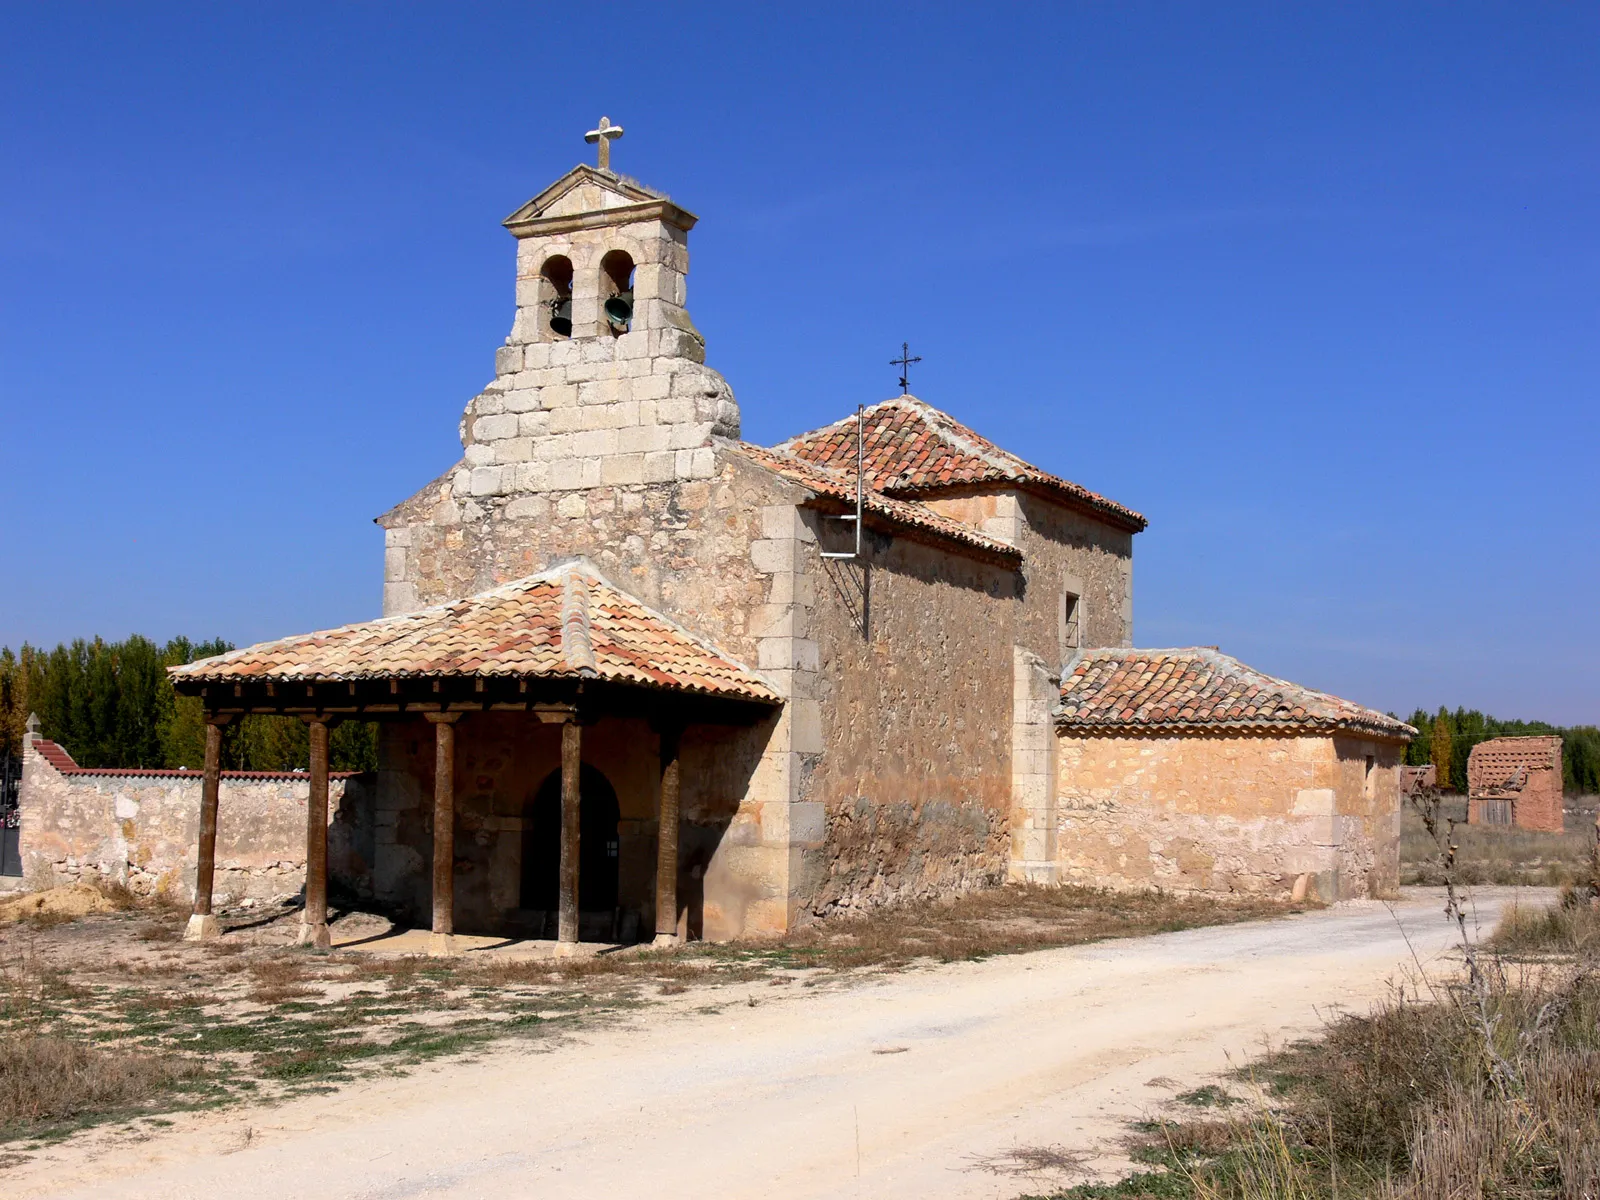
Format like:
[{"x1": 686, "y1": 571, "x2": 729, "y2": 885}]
[
  {"x1": 170, "y1": 563, "x2": 778, "y2": 704},
  {"x1": 723, "y1": 440, "x2": 1022, "y2": 563},
  {"x1": 1056, "y1": 648, "x2": 1416, "y2": 741},
  {"x1": 27, "y1": 738, "x2": 356, "y2": 781},
  {"x1": 777, "y1": 396, "x2": 1147, "y2": 533}
]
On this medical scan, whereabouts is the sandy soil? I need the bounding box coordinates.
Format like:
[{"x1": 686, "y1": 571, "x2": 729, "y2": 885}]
[{"x1": 9, "y1": 887, "x2": 1535, "y2": 1200}]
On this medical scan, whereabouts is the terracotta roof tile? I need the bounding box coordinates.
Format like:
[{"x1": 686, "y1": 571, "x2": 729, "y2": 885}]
[
  {"x1": 1056, "y1": 648, "x2": 1415, "y2": 742},
  {"x1": 723, "y1": 441, "x2": 1022, "y2": 562},
  {"x1": 28, "y1": 739, "x2": 356, "y2": 781},
  {"x1": 776, "y1": 397, "x2": 1147, "y2": 533},
  {"x1": 169, "y1": 562, "x2": 778, "y2": 704}
]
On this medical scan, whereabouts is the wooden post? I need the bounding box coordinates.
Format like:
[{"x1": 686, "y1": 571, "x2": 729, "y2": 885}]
[
  {"x1": 297, "y1": 716, "x2": 332, "y2": 949},
  {"x1": 556, "y1": 716, "x2": 582, "y2": 951},
  {"x1": 184, "y1": 714, "x2": 230, "y2": 941},
  {"x1": 654, "y1": 725, "x2": 682, "y2": 947},
  {"x1": 426, "y1": 713, "x2": 461, "y2": 956}
]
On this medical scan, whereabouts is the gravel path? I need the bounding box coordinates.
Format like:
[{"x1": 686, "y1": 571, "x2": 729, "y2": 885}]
[{"x1": 15, "y1": 887, "x2": 1533, "y2": 1200}]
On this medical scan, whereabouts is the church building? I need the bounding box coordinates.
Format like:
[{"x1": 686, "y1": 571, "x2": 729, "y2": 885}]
[{"x1": 169, "y1": 120, "x2": 1410, "y2": 952}]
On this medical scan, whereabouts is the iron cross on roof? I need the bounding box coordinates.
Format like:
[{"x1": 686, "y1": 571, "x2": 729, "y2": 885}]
[
  {"x1": 585, "y1": 116, "x2": 624, "y2": 170},
  {"x1": 891, "y1": 342, "x2": 922, "y2": 394}
]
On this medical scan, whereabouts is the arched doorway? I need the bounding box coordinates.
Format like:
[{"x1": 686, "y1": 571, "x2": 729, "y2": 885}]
[{"x1": 520, "y1": 764, "x2": 620, "y2": 921}]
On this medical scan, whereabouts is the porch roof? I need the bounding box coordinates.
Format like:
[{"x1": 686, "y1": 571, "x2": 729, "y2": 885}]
[{"x1": 169, "y1": 562, "x2": 779, "y2": 705}]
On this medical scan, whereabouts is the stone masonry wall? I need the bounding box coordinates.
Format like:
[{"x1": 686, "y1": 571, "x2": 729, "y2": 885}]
[
  {"x1": 798, "y1": 528, "x2": 1018, "y2": 915},
  {"x1": 1054, "y1": 732, "x2": 1403, "y2": 901},
  {"x1": 18, "y1": 737, "x2": 375, "y2": 905},
  {"x1": 379, "y1": 451, "x2": 804, "y2": 938}
]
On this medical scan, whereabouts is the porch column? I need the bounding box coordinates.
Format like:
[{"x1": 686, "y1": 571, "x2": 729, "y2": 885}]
[
  {"x1": 426, "y1": 713, "x2": 461, "y2": 956},
  {"x1": 653, "y1": 725, "x2": 682, "y2": 947},
  {"x1": 184, "y1": 713, "x2": 231, "y2": 941},
  {"x1": 297, "y1": 715, "x2": 332, "y2": 949},
  {"x1": 556, "y1": 715, "x2": 582, "y2": 952}
]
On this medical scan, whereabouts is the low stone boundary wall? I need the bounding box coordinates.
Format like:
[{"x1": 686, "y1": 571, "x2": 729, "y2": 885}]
[{"x1": 19, "y1": 735, "x2": 373, "y2": 905}]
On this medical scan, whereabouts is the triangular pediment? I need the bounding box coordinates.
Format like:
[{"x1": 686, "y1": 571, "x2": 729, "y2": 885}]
[{"x1": 503, "y1": 165, "x2": 692, "y2": 233}]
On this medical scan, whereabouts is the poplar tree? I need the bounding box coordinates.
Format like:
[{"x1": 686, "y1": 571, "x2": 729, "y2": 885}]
[{"x1": 1430, "y1": 706, "x2": 1454, "y2": 794}]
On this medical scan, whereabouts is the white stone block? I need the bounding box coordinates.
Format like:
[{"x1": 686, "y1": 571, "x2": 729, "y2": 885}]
[
  {"x1": 642, "y1": 451, "x2": 676, "y2": 483},
  {"x1": 503, "y1": 389, "x2": 543, "y2": 413},
  {"x1": 790, "y1": 699, "x2": 823, "y2": 754},
  {"x1": 493, "y1": 438, "x2": 533, "y2": 463},
  {"x1": 533, "y1": 433, "x2": 574, "y2": 461},
  {"x1": 472, "y1": 414, "x2": 519, "y2": 441},
  {"x1": 505, "y1": 494, "x2": 549, "y2": 520},
  {"x1": 657, "y1": 398, "x2": 693, "y2": 424},
  {"x1": 469, "y1": 466, "x2": 506, "y2": 497},
  {"x1": 760, "y1": 504, "x2": 810, "y2": 542},
  {"x1": 384, "y1": 547, "x2": 407, "y2": 582},
  {"x1": 542, "y1": 384, "x2": 578, "y2": 409},
  {"x1": 614, "y1": 330, "x2": 650, "y2": 360},
  {"x1": 573, "y1": 428, "x2": 618, "y2": 457},
  {"x1": 464, "y1": 443, "x2": 494, "y2": 466},
  {"x1": 549, "y1": 407, "x2": 586, "y2": 434},
  {"x1": 518, "y1": 411, "x2": 551, "y2": 437},
  {"x1": 520, "y1": 343, "x2": 551, "y2": 370},
  {"x1": 556, "y1": 493, "x2": 588, "y2": 518},
  {"x1": 495, "y1": 345, "x2": 523, "y2": 375},
  {"x1": 633, "y1": 374, "x2": 670, "y2": 402},
  {"x1": 384, "y1": 527, "x2": 411, "y2": 548},
  {"x1": 618, "y1": 424, "x2": 668, "y2": 454},
  {"x1": 600, "y1": 453, "x2": 644, "y2": 486},
  {"x1": 686, "y1": 446, "x2": 715, "y2": 478},
  {"x1": 751, "y1": 539, "x2": 804, "y2": 575}
]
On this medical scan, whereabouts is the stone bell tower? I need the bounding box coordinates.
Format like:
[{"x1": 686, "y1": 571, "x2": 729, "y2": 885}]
[{"x1": 456, "y1": 117, "x2": 739, "y2": 499}]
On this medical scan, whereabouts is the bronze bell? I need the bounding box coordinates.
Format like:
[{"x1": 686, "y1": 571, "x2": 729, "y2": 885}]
[
  {"x1": 549, "y1": 297, "x2": 573, "y2": 338},
  {"x1": 604, "y1": 291, "x2": 633, "y2": 331}
]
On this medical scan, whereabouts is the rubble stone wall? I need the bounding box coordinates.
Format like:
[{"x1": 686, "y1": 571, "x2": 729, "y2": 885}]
[
  {"x1": 1053, "y1": 731, "x2": 1403, "y2": 901},
  {"x1": 798, "y1": 529, "x2": 1017, "y2": 915},
  {"x1": 17, "y1": 738, "x2": 374, "y2": 905}
]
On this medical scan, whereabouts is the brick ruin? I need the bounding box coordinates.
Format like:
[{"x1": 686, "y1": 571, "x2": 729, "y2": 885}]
[{"x1": 1467, "y1": 736, "x2": 1565, "y2": 834}]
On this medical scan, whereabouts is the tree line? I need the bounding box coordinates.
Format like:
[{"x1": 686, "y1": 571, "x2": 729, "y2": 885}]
[
  {"x1": 1402, "y1": 706, "x2": 1600, "y2": 796},
  {"x1": 0, "y1": 637, "x2": 377, "y2": 773}
]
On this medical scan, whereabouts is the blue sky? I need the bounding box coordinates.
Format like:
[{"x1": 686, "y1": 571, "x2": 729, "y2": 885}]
[{"x1": 1, "y1": 4, "x2": 1595, "y2": 723}]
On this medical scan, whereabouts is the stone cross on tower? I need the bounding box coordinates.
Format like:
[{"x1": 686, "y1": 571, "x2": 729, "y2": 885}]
[{"x1": 585, "y1": 116, "x2": 624, "y2": 170}]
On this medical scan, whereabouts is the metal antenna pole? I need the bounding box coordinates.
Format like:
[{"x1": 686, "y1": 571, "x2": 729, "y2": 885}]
[
  {"x1": 853, "y1": 403, "x2": 864, "y2": 558},
  {"x1": 822, "y1": 404, "x2": 867, "y2": 561}
]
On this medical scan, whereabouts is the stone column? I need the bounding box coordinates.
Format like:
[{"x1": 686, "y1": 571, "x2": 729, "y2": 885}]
[
  {"x1": 426, "y1": 713, "x2": 461, "y2": 956},
  {"x1": 653, "y1": 725, "x2": 682, "y2": 947},
  {"x1": 297, "y1": 716, "x2": 332, "y2": 949},
  {"x1": 184, "y1": 714, "x2": 231, "y2": 941},
  {"x1": 556, "y1": 716, "x2": 582, "y2": 953}
]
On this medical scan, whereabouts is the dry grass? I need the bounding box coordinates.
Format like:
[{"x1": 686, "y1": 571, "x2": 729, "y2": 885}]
[
  {"x1": 1035, "y1": 897, "x2": 1600, "y2": 1199},
  {"x1": 0, "y1": 1035, "x2": 199, "y2": 1132},
  {"x1": 1401, "y1": 795, "x2": 1598, "y2": 887},
  {"x1": 0, "y1": 882, "x2": 1299, "y2": 1153},
  {"x1": 1489, "y1": 895, "x2": 1600, "y2": 956},
  {"x1": 726, "y1": 884, "x2": 1301, "y2": 973}
]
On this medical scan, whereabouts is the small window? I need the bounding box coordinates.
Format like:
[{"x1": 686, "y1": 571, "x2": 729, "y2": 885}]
[
  {"x1": 600, "y1": 250, "x2": 635, "y2": 336},
  {"x1": 1059, "y1": 590, "x2": 1081, "y2": 658},
  {"x1": 1363, "y1": 754, "x2": 1376, "y2": 800}
]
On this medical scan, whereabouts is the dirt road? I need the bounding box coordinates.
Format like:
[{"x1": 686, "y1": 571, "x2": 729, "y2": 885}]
[{"x1": 15, "y1": 888, "x2": 1525, "y2": 1200}]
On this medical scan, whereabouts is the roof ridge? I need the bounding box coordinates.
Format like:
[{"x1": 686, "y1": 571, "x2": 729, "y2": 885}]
[{"x1": 561, "y1": 570, "x2": 598, "y2": 677}]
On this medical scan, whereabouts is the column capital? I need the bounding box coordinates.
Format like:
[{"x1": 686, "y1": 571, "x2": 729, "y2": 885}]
[
  {"x1": 298, "y1": 712, "x2": 342, "y2": 727},
  {"x1": 424, "y1": 711, "x2": 463, "y2": 725},
  {"x1": 533, "y1": 702, "x2": 579, "y2": 725},
  {"x1": 204, "y1": 712, "x2": 235, "y2": 727}
]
